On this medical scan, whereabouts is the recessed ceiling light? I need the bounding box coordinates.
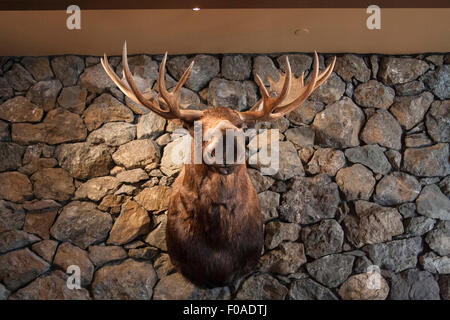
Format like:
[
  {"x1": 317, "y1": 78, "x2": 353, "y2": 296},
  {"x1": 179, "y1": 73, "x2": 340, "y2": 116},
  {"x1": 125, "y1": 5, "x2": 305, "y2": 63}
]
[{"x1": 193, "y1": 7, "x2": 200, "y2": 11}]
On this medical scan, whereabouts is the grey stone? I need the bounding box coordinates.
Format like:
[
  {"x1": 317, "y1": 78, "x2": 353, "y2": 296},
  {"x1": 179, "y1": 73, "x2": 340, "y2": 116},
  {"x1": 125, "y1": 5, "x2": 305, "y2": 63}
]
[
  {"x1": 363, "y1": 237, "x2": 422, "y2": 272},
  {"x1": 92, "y1": 259, "x2": 157, "y2": 300},
  {"x1": 422, "y1": 65, "x2": 450, "y2": 99},
  {"x1": 345, "y1": 144, "x2": 392, "y2": 175},
  {"x1": 390, "y1": 92, "x2": 434, "y2": 130},
  {"x1": 21, "y1": 57, "x2": 53, "y2": 81},
  {"x1": 153, "y1": 253, "x2": 176, "y2": 278},
  {"x1": 78, "y1": 63, "x2": 115, "y2": 93},
  {"x1": 235, "y1": 273, "x2": 288, "y2": 300},
  {"x1": 395, "y1": 80, "x2": 425, "y2": 96},
  {"x1": 309, "y1": 72, "x2": 345, "y2": 104},
  {"x1": 249, "y1": 140, "x2": 304, "y2": 180},
  {"x1": 9, "y1": 270, "x2": 90, "y2": 300},
  {"x1": 425, "y1": 221, "x2": 450, "y2": 256},
  {"x1": 287, "y1": 99, "x2": 325, "y2": 125},
  {"x1": 0, "y1": 200, "x2": 25, "y2": 231},
  {"x1": 306, "y1": 254, "x2": 354, "y2": 288},
  {"x1": 426, "y1": 100, "x2": 450, "y2": 142},
  {"x1": 0, "y1": 120, "x2": 9, "y2": 141},
  {"x1": 51, "y1": 55, "x2": 84, "y2": 86},
  {"x1": 5, "y1": 63, "x2": 36, "y2": 91},
  {"x1": 361, "y1": 110, "x2": 402, "y2": 150},
  {"x1": 116, "y1": 168, "x2": 148, "y2": 183},
  {"x1": 312, "y1": 97, "x2": 365, "y2": 148},
  {"x1": 137, "y1": 111, "x2": 166, "y2": 139},
  {"x1": 374, "y1": 172, "x2": 421, "y2": 206},
  {"x1": 259, "y1": 242, "x2": 307, "y2": 275},
  {"x1": 0, "y1": 96, "x2": 43, "y2": 122},
  {"x1": 279, "y1": 174, "x2": 340, "y2": 224},
  {"x1": 0, "y1": 171, "x2": 33, "y2": 203},
  {"x1": 405, "y1": 132, "x2": 433, "y2": 148},
  {"x1": 306, "y1": 148, "x2": 346, "y2": 176},
  {"x1": 144, "y1": 214, "x2": 167, "y2": 251},
  {"x1": 31, "y1": 167, "x2": 74, "y2": 201},
  {"x1": 26, "y1": 80, "x2": 62, "y2": 111},
  {"x1": 420, "y1": 252, "x2": 450, "y2": 274},
  {"x1": 353, "y1": 80, "x2": 395, "y2": 109},
  {"x1": 284, "y1": 126, "x2": 315, "y2": 148},
  {"x1": 50, "y1": 201, "x2": 113, "y2": 249},
  {"x1": 390, "y1": 269, "x2": 440, "y2": 300},
  {"x1": 12, "y1": 108, "x2": 87, "y2": 145},
  {"x1": 56, "y1": 142, "x2": 113, "y2": 180},
  {"x1": 277, "y1": 54, "x2": 312, "y2": 78},
  {"x1": 405, "y1": 216, "x2": 436, "y2": 236},
  {"x1": 0, "y1": 77, "x2": 13, "y2": 102},
  {"x1": 0, "y1": 229, "x2": 40, "y2": 254},
  {"x1": 302, "y1": 219, "x2": 344, "y2": 258},
  {"x1": 31, "y1": 240, "x2": 58, "y2": 263},
  {"x1": 112, "y1": 139, "x2": 160, "y2": 169},
  {"x1": 288, "y1": 278, "x2": 338, "y2": 300},
  {"x1": 135, "y1": 186, "x2": 171, "y2": 213},
  {"x1": 0, "y1": 248, "x2": 50, "y2": 291},
  {"x1": 222, "y1": 55, "x2": 252, "y2": 81},
  {"x1": 53, "y1": 242, "x2": 94, "y2": 286},
  {"x1": 334, "y1": 54, "x2": 370, "y2": 82},
  {"x1": 343, "y1": 201, "x2": 404, "y2": 248},
  {"x1": 398, "y1": 203, "x2": 417, "y2": 219},
  {"x1": 57, "y1": 86, "x2": 87, "y2": 114},
  {"x1": 379, "y1": 57, "x2": 429, "y2": 85},
  {"x1": 264, "y1": 221, "x2": 300, "y2": 250},
  {"x1": 87, "y1": 122, "x2": 136, "y2": 147},
  {"x1": 107, "y1": 200, "x2": 151, "y2": 245},
  {"x1": 253, "y1": 55, "x2": 279, "y2": 86},
  {"x1": 0, "y1": 142, "x2": 24, "y2": 171},
  {"x1": 0, "y1": 283, "x2": 10, "y2": 300},
  {"x1": 258, "y1": 191, "x2": 280, "y2": 222},
  {"x1": 248, "y1": 168, "x2": 275, "y2": 193},
  {"x1": 153, "y1": 272, "x2": 230, "y2": 300},
  {"x1": 440, "y1": 275, "x2": 450, "y2": 300},
  {"x1": 416, "y1": 184, "x2": 450, "y2": 220},
  {"x1": 336, "y1": 164, "x2": 376, "y2": 201},
  {"x1": 338, "y1": 272, "x2": 390, "y2": 300},
  {"x1": 168, "y1": 55, "x2": 219, "y2": 91},
  {"x1": 403, "y1": 143, "x2": 450, "y2": 177},
  {"x1": 207, "y1": 78, "x2": 247, "y2": 110},
  {"x1": 82, "y1": 93, "x2": 134, "y2": 131},
  {"x1": 88, "y1": 245, "x2": 127, "y2": 267},
  {"x1": 439, "y1": 176, "x2": 450, "y2": 197},
  {"x1": 116, "y1": 55, "x2": 159, "y2": 90},
  {"x1": 74, "y1": 176, "x2": 120, "y2": 201}
]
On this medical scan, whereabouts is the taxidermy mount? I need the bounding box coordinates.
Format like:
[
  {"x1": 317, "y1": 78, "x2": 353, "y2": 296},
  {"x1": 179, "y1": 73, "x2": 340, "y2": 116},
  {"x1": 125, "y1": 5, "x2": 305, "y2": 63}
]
[{"x1": 101, "y1": 42, "x2": 335, "y2": 288}]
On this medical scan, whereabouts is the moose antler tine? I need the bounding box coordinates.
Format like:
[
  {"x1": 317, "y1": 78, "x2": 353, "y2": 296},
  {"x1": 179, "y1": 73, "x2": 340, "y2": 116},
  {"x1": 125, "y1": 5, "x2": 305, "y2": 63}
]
[
  {"x1": 272, "y1": 56, "x2": 292, "y2": 107},
  {"x1": 101, "y1": 43, "x2": 202, "y2": 121},
  {"x1": 121, "y1": 42, "x2": 170, "y2": 117},
  {"x1": 315, "y1": 55, "x2": 336, "y2": 89},
  {"x1": 100, "y1": 52, "x2": 142, "y2": 106},
  {"x1": 254, "y1": 74, "x2": 270, "y2": 99},
  {"x1": 174, "y1": 59, "x2": 194, "y2": 94}
]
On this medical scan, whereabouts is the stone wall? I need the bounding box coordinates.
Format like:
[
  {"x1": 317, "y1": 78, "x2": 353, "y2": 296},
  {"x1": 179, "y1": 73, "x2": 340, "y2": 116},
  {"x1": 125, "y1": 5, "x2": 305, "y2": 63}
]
[{"x1": 0, "y1": 52, "x2": 449, "y2": 300}]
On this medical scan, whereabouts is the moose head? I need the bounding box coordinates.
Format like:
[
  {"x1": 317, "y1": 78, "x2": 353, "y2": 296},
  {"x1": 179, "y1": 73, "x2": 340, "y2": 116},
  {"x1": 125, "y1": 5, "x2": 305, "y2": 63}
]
[{"x1": 102, "y1": 42, "x2": 335, "y2": 288}]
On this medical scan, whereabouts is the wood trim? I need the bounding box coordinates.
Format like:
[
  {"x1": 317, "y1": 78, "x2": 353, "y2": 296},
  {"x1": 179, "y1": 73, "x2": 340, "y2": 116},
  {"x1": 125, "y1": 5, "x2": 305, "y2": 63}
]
[{"x1": 0, "y1": 0, "x2": 449, "y2": 10}]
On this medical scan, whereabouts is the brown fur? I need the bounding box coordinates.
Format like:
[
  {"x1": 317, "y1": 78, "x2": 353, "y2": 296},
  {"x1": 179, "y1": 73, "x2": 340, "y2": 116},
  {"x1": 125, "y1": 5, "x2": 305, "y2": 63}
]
[{"x1": 166, "y1": 107, "x2": 263, "y2": 288}]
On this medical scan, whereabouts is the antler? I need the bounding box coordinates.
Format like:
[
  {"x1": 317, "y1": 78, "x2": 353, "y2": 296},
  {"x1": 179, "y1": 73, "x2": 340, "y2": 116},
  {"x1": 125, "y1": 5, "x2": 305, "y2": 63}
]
[
  {"x1": 101, "y1": 41, "x2": 203, "y2": 122},
  {"x1": 239, "y1": 52, "x2": 336, "y2": 122}
]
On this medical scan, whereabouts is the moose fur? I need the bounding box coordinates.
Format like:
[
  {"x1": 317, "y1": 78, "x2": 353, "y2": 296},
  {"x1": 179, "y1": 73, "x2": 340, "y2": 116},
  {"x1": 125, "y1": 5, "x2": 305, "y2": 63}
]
[{"x1": 166, "y1": 108, "x2": 263, "y2": 288}]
